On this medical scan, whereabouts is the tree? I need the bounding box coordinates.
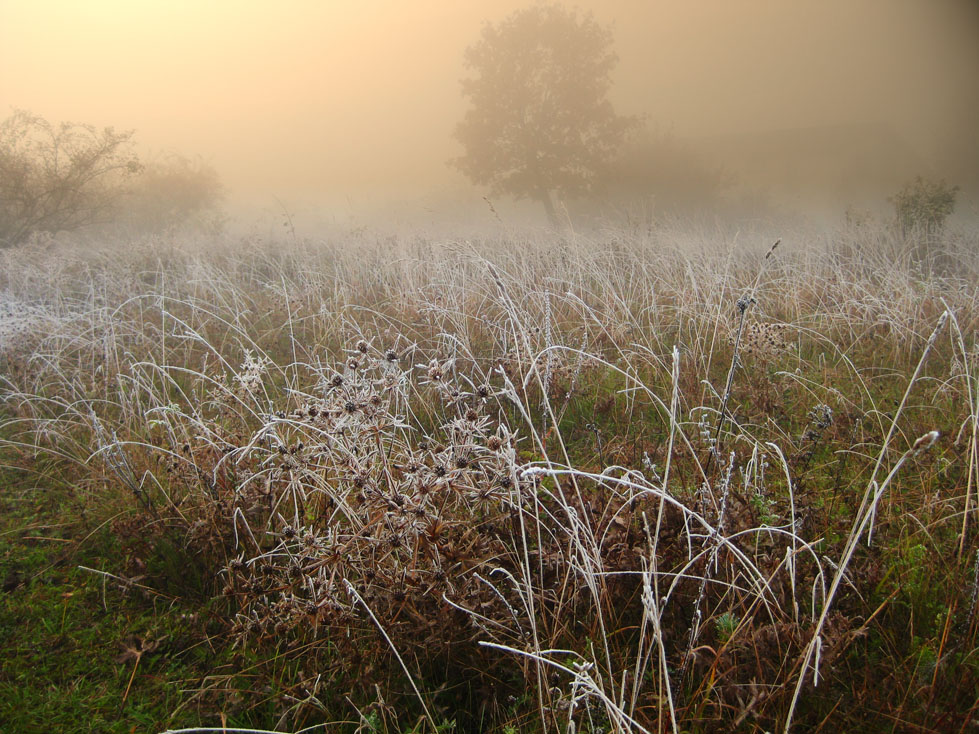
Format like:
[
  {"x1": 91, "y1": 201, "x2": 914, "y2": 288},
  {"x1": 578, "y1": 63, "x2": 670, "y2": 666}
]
[
  {"x1": 452, "y1": 5, "x2": 635, "y2": 225},
  {"x1": 0, "y1": 110, "x2": 141, "y2": 247}
]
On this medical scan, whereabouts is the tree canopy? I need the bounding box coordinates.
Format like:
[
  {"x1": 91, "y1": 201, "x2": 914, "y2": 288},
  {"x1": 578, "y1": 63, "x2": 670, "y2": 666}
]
[{"x1": 452, "y1": 5, "x2": 635, "y2": 224}]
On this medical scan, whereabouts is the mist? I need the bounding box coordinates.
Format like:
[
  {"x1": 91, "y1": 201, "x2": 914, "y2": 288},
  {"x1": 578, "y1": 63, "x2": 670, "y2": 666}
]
[
  {"x1": 5, "y1": 4, "x2": 979, "y2": 731},
  {"x1": 2, "y1": 0, "x2": 978, "y2": 228}
]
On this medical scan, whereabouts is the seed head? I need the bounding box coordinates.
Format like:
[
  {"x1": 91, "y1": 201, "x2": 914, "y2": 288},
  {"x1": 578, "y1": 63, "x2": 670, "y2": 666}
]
[{"x1": 911, "y1": 430, "x2": 940, "y2": 456}]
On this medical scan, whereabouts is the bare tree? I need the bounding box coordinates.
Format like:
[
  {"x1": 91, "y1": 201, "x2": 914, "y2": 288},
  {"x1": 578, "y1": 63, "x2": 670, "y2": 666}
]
[{"x1": 0, "y1": 110, "x2": 141, "y2": 247}]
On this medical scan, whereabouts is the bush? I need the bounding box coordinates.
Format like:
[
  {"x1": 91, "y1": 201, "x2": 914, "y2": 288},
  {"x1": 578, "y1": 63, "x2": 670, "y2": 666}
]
[
  {"x1": 0, "y1": 110, "x2": 141, "y2": 247},
  {"x1": 891, "y1": 175, "x2": 958, "y2": 237},
  {"x1": 123, "y1": 153, "x2": 224, "y2": 235}
]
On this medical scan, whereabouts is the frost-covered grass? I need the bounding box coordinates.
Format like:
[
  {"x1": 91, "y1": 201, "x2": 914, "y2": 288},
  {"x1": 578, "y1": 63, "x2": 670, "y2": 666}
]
[{"x1": 2, "y1": 222, "x2": 978, "y2": 733}]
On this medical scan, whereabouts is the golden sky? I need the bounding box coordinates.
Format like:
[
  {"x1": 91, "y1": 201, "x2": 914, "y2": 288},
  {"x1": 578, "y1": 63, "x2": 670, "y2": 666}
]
[{"x1": 2, "y1": 0, "x2": 977, "y2": 206}]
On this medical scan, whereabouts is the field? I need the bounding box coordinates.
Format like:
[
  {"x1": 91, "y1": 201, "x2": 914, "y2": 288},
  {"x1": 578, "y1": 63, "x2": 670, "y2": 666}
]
[{"x1": 2, "y1": 222, "x2": 978, "y2": 733}]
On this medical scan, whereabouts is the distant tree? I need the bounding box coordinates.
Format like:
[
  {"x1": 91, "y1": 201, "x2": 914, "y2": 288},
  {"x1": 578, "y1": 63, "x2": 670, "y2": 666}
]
[
  {"x1": 124, "y1": 153, "x2": 224, "y2": 234},
  {"x1": 452, "y1": 4, "x2": 636, "y2": 225},
  {"x1": 0, "y1": 110, "x2": 141, "y2": 247}
]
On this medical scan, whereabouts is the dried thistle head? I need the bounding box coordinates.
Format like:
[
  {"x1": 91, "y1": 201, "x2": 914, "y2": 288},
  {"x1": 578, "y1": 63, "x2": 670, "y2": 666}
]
[
  {"x1": 732, "y1": 321, "x2": 794, "y2": 361},
  {"x1": 417, "y1": 357, "x2": 455, "y2": 385}
]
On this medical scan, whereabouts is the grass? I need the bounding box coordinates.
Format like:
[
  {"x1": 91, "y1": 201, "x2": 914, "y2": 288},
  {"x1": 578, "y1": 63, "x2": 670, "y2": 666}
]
[
  {"x1": 1, "y1": 220, "x2": 978, "y2": 732},
  {"x1": 0, "y1": 456, "x2": 205, "y2": 733}
]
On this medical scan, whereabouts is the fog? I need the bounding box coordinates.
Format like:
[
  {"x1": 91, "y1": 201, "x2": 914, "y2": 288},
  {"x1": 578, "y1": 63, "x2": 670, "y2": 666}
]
[{"x1": 2, "y1": 0, "x2": 977, "y2": 227}]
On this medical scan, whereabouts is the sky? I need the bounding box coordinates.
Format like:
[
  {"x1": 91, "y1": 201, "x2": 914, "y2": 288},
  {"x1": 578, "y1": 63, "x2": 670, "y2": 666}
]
[{"x1": 2, "y1": 0, "x2": 977, "y2": 218}]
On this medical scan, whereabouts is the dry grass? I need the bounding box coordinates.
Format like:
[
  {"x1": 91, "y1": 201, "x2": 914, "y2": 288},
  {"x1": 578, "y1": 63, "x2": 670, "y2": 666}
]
[{"x1": 2, "y1": 221, "x2": 978, "y2": 733}]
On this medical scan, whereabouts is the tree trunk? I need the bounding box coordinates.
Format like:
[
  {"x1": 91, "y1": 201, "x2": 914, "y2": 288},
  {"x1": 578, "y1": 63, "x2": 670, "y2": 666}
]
[{"x1": 537, "y1": 189, "x2": 560, "y2": 228}]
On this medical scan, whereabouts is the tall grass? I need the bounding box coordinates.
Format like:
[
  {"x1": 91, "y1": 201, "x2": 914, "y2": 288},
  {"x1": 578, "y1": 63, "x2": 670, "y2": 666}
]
[{"x1": 2, "y1": 221, "x2": 978, "y2": 732}]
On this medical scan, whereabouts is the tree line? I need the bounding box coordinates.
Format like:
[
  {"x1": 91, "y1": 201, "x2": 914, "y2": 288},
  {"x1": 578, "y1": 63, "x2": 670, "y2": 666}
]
[{"x1": 3, "y1": 3, "x2": 955, "y2": 245}]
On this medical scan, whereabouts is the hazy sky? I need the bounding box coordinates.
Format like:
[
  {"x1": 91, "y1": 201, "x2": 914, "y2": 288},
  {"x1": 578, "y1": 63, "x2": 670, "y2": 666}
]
[{"x1": 2, "y1": 0, "x2": 977, "y2": 208}]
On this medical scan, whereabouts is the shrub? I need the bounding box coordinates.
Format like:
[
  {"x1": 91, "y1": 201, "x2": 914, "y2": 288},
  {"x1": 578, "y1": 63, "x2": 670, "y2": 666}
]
[
  {"x1": 0, "y1": 110, "x2": 141, "y2": 247},
  {"x1": 891, "y1": 175, "x2": 959, "y2": 237},
  {"x1": 122, "y1": 153, "x2": 224, "y2": 235}
]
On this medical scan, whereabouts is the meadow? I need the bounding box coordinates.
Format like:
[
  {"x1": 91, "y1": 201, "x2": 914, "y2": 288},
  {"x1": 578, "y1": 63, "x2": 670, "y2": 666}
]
[{"x1": 1, "y1": 220, "x2": 977, "y2": 733}]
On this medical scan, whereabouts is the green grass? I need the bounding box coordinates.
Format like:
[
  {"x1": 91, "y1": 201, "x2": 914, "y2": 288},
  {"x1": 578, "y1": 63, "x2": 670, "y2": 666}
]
[{"x1": 0, "y1": 458, "x2": 219, "y2": 733}]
